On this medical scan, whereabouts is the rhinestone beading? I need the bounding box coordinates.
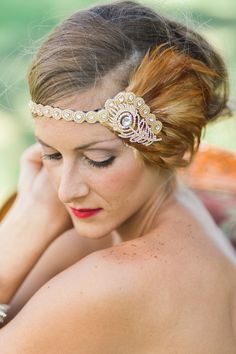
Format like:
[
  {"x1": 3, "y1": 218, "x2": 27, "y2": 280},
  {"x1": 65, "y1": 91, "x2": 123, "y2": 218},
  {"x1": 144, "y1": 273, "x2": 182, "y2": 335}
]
[
  {"x1": 29, "y1": 91, "x2": 163, "y2": 146},
  {"x1": 121, "y1": 114, "x2": 133, "y2": 128}
]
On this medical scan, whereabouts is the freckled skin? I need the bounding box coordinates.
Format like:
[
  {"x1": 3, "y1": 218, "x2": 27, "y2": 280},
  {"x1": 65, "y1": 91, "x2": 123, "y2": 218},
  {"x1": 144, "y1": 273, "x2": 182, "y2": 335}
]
[{"x1": 34, "y1": 87, "x2": 236, "y2": 352}]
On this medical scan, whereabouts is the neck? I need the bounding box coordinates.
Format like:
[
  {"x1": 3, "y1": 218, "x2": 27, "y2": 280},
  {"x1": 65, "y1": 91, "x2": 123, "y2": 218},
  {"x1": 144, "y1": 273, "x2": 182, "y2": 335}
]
[{"x1": 116, "y1": 174, "x2": 177, "y2": 243}]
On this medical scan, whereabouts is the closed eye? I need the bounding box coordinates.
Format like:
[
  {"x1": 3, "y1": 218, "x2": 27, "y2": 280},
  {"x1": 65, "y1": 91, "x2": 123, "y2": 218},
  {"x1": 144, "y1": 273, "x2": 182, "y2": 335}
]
[
  {"x1": 41, "y1": 153, "x2": 115, "y2": 168},
  {"x1": 41, "y1": 152, "x2": 61, "y2": 161}
]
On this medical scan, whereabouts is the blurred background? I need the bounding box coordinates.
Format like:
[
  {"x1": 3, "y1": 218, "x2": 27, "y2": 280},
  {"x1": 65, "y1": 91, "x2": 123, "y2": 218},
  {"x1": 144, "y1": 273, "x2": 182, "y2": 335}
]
[{"x1": 0, "y1": 0, "x2": 236, "y2": 206}]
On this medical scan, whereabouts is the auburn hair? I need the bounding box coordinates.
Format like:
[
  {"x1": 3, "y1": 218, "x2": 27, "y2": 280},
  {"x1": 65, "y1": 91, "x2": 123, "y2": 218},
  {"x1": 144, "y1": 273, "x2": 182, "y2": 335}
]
[{"x1": 28, "y1": 0, "x2": 231, "y2": 169}]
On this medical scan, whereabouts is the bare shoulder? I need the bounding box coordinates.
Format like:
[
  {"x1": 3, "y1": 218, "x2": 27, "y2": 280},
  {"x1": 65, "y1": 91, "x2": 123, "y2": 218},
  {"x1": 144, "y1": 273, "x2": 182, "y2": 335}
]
[
  {"x1": 1, "y1": 241, "x2": 235, "y2": 353},
  {"x1": 7, "y1": 228, "x2": 115, "y2": 323},
  {"x1": 0, "y1": 250, "x2": 144, "y2": 353}
]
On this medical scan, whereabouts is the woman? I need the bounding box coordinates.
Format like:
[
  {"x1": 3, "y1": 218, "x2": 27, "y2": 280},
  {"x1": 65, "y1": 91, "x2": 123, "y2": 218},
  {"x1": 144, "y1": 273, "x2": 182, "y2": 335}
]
[{"x1": 0, "y1": 0, "x2": 236, "y2": 352}]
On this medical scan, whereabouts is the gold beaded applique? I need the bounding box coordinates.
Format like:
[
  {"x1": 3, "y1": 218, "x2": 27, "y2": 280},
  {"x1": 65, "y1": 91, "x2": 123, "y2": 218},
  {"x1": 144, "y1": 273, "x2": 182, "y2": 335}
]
[{"x1": 29, "y1": 91, "x2": 163, "y2": 146}]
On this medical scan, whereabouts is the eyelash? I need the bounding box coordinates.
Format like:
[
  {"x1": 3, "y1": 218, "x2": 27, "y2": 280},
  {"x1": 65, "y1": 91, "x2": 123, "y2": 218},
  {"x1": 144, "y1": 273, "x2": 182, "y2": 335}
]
[{"x1": 41, "y1": 153, "x2": 115, "y2": 168}]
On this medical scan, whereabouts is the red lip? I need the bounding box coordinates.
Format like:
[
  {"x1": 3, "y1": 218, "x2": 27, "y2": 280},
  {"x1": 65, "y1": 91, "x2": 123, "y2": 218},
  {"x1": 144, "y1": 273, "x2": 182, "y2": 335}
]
[{"x1": 70, "y1": 207, "x2": 102, "y2": 219}]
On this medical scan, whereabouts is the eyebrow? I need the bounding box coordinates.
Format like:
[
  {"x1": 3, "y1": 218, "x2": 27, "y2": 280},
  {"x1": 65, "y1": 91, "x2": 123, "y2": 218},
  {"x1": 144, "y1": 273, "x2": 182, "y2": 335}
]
[{"x1": 35, "y1": 136, "x2": 119, "y2": 151}]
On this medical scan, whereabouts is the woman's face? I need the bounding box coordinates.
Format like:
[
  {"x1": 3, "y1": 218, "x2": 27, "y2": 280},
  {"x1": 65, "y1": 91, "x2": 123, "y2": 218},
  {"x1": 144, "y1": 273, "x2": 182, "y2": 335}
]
[{"x1": 34, "y1": 91, "x2": 160, "y2": 239}]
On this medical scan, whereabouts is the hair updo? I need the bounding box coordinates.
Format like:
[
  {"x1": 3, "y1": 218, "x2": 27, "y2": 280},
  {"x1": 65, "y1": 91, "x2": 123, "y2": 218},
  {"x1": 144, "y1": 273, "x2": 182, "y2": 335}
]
[{"x1": 28, "y1": 0, "x2": 230, "y2": 170}]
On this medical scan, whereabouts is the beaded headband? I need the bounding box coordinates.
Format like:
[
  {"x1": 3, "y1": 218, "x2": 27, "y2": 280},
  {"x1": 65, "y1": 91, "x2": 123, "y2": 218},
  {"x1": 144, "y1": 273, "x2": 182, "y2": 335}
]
[{"x1": 29, "y1": 91, "x2": 163, "y2": 146}]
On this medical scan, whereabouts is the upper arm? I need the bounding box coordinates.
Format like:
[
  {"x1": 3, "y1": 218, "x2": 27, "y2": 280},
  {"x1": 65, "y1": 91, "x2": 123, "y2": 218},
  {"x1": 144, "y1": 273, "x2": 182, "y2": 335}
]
[
  {"x1": 6, "y1": 229, "x2": 114, "y2": 323},
  {"x1": 0, "y1": 252, "x2": 136, "y2": 354},
  {"x1": 5, "y1": 228, "x2": 86, "y2": 322}
]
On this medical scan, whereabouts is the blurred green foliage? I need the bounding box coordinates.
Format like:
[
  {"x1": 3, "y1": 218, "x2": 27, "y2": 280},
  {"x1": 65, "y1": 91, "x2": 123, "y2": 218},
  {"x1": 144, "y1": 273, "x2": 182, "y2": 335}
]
[{"x1": 0, "y1": 0, "x2": 235, "y2": 205}]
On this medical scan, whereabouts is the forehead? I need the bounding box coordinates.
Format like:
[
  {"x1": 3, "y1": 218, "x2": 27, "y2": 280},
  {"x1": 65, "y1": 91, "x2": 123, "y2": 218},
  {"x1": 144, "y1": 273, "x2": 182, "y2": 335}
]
[
  {"x1": 34, "y1": 117, "x2": 121, "y2": 150},
  {"x1": 34, "y1": 117, "x2": 120, "y2": 145}
]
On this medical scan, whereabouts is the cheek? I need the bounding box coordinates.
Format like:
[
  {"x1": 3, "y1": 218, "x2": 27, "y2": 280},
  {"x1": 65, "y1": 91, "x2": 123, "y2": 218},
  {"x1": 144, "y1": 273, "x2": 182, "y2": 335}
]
[{"x1": 92, "y1": 160, "x2": 144, "y2": 200}]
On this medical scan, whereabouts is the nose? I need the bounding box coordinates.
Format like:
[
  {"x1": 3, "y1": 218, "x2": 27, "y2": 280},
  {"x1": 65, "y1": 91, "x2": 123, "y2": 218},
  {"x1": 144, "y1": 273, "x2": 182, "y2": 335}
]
[{"x1": 57, "y1": 163, "x2": 89, "y2": 204}]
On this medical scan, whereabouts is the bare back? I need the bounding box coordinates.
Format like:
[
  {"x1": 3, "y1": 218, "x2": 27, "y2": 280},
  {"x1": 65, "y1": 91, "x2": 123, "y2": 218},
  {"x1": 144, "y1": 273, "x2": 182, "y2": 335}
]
[{"x1": 99, "y1": 180, "x2": 236, "y2": 353}]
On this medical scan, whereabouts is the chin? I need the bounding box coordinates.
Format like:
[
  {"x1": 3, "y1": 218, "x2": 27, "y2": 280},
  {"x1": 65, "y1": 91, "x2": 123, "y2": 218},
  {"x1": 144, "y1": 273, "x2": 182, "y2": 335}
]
[{"x1": 72, "y1": 221, "x2": 112, "y2": 239}]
